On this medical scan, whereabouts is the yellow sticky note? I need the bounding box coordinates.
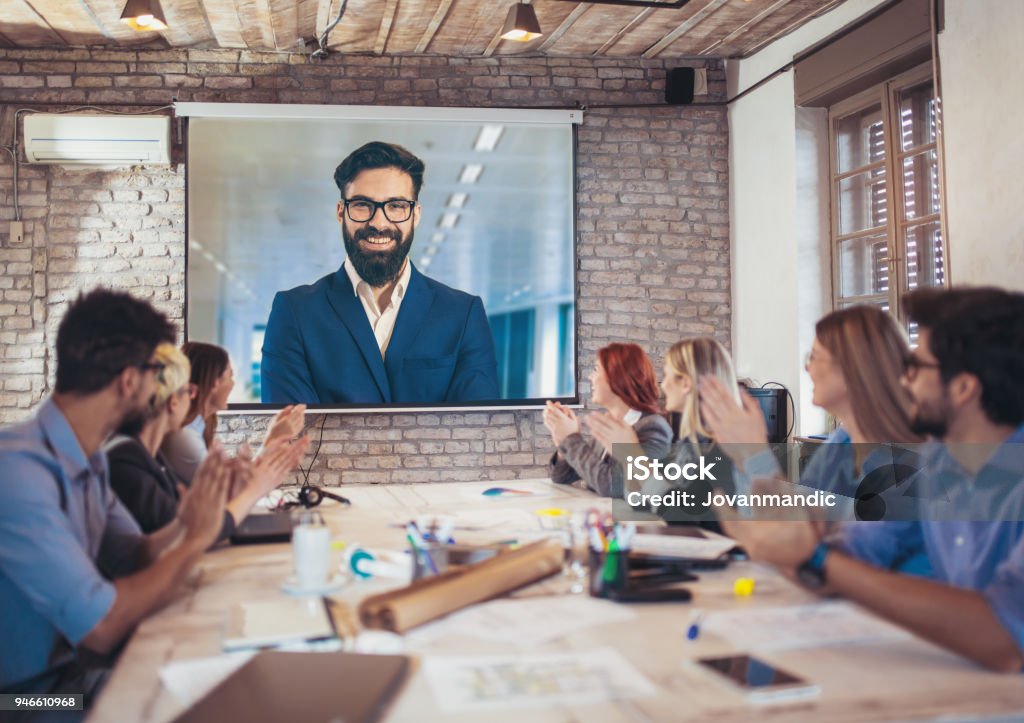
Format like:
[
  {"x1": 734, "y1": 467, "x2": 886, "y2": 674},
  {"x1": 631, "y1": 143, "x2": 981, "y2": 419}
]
[{"x1": 733, "y1": 577, "x2": 756, "y2": 597}]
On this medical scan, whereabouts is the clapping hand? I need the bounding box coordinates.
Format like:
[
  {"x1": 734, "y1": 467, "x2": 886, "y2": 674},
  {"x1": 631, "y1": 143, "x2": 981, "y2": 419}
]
[
  {"x1": 176, "y1": 443, "x2": 232, "y2": 553},
  {"x1": 263, "y1": 404, "x2": 307, "y2": 447},
  {"x1": 246, "y1": 435, "x2": 311, "y2": 499},
  {"x1": 699, "y1": 376, "x2": 769, "y2": 445},
  {"x1": 587, "y1": 411, "x2": 640, "y2": 456},
  {"x1": 542, "y1": 401, "x2": 581, "y2": 447}
]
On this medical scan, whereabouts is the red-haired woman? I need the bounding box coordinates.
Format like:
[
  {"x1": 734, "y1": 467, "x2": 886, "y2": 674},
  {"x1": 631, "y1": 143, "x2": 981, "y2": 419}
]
[{"x1": 544, "y1": 343, "x2": 672, "y2": 497}]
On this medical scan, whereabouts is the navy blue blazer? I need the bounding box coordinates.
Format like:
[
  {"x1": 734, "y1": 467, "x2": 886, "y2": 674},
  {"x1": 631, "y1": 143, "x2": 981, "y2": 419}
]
[{"x1": 261, "y1": 263, "x2": 500, "y2": 404}]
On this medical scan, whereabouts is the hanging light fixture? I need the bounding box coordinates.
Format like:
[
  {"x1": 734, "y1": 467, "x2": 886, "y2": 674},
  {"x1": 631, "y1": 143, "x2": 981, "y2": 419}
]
[
  {"x1": 119, "y1": 0, "x2": 168, "y2": 31},
  {"x1": 500, "y1": 2, "x2": 543, "y2": 42}
]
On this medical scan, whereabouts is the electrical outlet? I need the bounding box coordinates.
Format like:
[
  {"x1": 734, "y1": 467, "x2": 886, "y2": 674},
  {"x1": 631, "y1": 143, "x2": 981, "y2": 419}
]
[
  {"x1": 694, "y1": 68, "x2": 708, "y2": 97},
  {"x1": 9, "y1": 220, "x2": 23, "y2": 245}
]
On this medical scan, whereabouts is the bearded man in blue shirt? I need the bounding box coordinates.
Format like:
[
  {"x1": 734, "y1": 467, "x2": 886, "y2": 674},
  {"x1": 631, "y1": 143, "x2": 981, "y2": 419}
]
[
  {"x1": 0, "y1": 290, "x2": 233, "y2": 698},
  {"x1": 710, "y1": 286, "x2": 1024, "y2": 673}
]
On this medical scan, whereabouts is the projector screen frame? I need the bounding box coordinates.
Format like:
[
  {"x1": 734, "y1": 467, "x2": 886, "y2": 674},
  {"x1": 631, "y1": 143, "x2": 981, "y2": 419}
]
[{"x1": 178, "y1": 102, "x2": 583, "y2": 413}]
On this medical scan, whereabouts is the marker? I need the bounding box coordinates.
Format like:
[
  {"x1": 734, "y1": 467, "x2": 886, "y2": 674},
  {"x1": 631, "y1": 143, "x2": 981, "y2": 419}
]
[{"x1": 406, "y1": 523, "x2": 439, "y2": 575}]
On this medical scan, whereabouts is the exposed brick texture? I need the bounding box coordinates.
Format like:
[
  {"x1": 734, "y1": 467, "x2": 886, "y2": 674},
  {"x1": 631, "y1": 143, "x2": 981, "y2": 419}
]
[{"x1": 0, "y1": 49, "x2": 729, "y2": 484}]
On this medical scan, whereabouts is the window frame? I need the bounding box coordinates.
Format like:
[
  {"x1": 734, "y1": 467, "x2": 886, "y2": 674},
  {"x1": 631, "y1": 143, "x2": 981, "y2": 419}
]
[{"x1": 827, "y1": 62, "x2": 948, "y2": 321}]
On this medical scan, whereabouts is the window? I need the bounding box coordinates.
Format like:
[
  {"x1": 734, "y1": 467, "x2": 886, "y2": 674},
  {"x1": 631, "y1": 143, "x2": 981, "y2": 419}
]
[{"x1": 829, "y1": 64, "x2": 946, "y2": 321}]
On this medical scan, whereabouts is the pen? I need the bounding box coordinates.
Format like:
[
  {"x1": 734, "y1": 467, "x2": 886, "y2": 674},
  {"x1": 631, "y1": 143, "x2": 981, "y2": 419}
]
[{"x1": 687, "y1": 612, "x2": 703, "y2": 640}]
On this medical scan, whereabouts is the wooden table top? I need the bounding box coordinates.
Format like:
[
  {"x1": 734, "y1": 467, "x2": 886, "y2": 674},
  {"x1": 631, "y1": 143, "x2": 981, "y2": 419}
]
[{"x1": 87, "y1": 479, "x2": 1024, "y2": 723}]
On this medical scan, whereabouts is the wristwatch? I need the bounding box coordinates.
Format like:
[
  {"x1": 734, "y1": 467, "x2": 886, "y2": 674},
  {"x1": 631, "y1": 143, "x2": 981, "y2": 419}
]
[{"x1": 796, "y1": 541, "x2": 831, "y2": 589}]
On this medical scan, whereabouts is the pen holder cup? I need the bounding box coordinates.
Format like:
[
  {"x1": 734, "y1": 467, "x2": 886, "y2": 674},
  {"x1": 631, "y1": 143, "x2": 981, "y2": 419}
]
[
  {"x1": 411, "y1": 542, "x2": 450, "y2": 580},
  {"x1": 588, "y1": 549, "x2": 630, "y2": 598}
]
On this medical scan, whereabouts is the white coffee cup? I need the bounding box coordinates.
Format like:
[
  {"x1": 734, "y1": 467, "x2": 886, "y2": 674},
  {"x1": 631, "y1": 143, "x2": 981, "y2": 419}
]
[{"x1": 292, "y1": 511, "x2": 331, "y2": 590}]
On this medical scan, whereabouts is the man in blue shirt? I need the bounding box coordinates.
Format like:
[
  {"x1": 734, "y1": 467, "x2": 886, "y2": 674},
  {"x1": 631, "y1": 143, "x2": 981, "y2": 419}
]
[
  {"x1": 0, "y1": 290, "x2": 233, "y2": 694},
  {"x1": 715, "y1": 287, "x2": 1024, "y2": 672}
]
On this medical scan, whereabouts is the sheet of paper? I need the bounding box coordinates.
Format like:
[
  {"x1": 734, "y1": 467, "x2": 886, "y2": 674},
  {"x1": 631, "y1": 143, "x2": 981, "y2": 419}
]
[
  {"x1": 630, "y1": 533, "x2": 736, "y2": 560},
  {"x1": 407, "y1": 595, "x2": 635, "y2": 647},
  {"x1": 702, "y1": 601, "x2": 911, "y2": 651},
  {"x1": 160, "y1": 642, "x2": 346, "y2": 706},
  {"x1": 159, "y1": 652, "x2": 255, "y2": 706},
  {"x1": 448, "y1": 508, "x2": 545, "y2": 532},
  {"x1": 423, "y1": 648, "x2": 656, "y2": 713}
]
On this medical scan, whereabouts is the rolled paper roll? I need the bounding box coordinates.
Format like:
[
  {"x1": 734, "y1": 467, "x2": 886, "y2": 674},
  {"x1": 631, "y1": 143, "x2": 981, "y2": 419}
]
[{"x1": 357, "y1": 538, "x2": 563, "y2": 633}]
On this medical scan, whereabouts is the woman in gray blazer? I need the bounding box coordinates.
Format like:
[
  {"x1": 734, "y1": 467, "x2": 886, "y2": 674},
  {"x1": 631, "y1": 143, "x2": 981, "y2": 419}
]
[{"x1": 544, "y1": 343, "x2": 672, "y2": 498}]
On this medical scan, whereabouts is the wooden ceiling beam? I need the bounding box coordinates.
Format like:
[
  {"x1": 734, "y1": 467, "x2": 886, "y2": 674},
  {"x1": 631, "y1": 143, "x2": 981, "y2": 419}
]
[
  {"x1": 698, "y1": 0, "x2": 795, "y2": 56},
  {"x1": 642, "y1": 0, "x2": 729, "y2": 58},
  {"x1": 268, "y1": 0, "x2": 302, "y2": 50},
  {"x1": 739, "y1": 0, "x2": 845, "y2": 57},
  {"x1": 159, "y1": 0, "x2": 218, "y2": 48},
  {"x1": 414, "y1": 0, "x2": 454, "y2": 54},
  {"x1": 3, "y1": 0, "x2": 69, "y2": 47},
  {"x1": 592, "y1": 8, "x2": 653, "y2": 56},
  {"x1": 200, "y1": 0, "x2": 247, "y2": 48},
  {"x1": 373, "y1": 0, "x2": 400, "y2": 55},
  {"x1": 235, "y1": 0, "x2": 277, "y2": 50},
  {"x1": 295, "y1": 0, "x2": 319, "y2": 47},
  {"x1": 537, "y1": 1, "x2": 591, "y2": 53},
  {"x1": 22, "y1": 0, "x2": 110, "y2": 45}
]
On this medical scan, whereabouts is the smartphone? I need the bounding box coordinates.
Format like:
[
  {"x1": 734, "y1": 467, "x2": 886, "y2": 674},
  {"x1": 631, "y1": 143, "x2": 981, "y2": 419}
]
[{"x1": 696, "y1": 654, "x2": 820, "y2": 703}]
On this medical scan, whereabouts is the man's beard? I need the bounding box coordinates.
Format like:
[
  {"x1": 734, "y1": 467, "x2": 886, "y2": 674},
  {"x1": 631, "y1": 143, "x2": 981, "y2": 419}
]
[
  {"x1": 909, "y1": 393, "x2": 951, "y2": 438},
  {"x1": 118, "y1": 393, "x2": 157, "y2": 437},
  {"x1": 343, "y1": 223, "x2": 414, "y2": 287}
]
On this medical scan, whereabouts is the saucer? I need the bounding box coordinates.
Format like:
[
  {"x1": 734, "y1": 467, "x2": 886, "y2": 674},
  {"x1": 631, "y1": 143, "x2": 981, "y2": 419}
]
[{"x1": 281, "y1": 574, "x2": 345, "y2": 596}]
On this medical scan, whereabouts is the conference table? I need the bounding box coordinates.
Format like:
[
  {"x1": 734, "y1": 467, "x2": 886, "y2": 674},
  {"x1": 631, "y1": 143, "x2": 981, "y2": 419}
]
[{"x1": 88, "y1": 479, "x2": 1024, "y2": 723}]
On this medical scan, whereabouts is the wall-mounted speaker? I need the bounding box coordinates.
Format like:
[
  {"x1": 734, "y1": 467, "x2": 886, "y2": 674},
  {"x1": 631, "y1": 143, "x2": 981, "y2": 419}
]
[{"x1": 665, "y1": 67, "x2": 695, "y2": 105}]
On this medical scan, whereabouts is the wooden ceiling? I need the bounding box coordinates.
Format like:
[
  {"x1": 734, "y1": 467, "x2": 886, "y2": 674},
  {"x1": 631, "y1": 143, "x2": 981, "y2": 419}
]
[{"x1": 0, "y1": 0, "x2": 845, "y2": 58}]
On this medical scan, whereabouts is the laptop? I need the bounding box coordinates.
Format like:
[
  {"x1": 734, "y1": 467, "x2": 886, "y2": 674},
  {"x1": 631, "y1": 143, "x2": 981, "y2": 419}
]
[
  {"x1": 173, "y1": 651, "x2": 409, "y2": 723},
  {"x1": 229, "y1": 512, "x2": 294, "y2": 545}
]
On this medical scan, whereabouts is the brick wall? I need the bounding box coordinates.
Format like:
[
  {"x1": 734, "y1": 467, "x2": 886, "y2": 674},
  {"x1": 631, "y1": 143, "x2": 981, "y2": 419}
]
[{"x1": 0, "y1": 49, "x2": 729, "y2": 484}]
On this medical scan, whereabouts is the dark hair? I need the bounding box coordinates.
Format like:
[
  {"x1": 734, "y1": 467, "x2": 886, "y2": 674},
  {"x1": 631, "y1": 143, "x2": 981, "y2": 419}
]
[
  {"x1": 181, "y1": 341, "x2": 229, "y2": 447},
  {"x1": 333, "y1": 141, "x2": 425, "y2": 199},
  {"x1": 904, "y1": 286, "x2": 1024, "y2": 427},
  {"x1": 55, "y1": 289, "x2": 175, "y2": 395},
  {"x1": 597, "y1": 343, "x2": 663, "y2": 417}
]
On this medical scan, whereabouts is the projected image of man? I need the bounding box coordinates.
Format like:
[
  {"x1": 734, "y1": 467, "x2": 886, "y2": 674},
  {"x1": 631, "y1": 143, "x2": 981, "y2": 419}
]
[{"x1": 261, "y1": 141, "x2": 500, "y2": 405}]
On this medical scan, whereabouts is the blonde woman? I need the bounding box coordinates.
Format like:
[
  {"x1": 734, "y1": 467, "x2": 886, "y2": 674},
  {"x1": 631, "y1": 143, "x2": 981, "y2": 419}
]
[
  {"x1": 161, "y1": 341, "x2": 305, "y2": 485},
  {"x1": 107, "y1": 343, "x2": 309, "y2": 538},
  {"x1": 590, "y1": 337, "x2": 741, "y2": 525}
]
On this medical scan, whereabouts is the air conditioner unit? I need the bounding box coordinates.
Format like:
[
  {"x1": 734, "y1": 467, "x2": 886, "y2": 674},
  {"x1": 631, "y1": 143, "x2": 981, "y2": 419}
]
[{"x1": 23, "y1": 113, "x2": 171, "y2": 165}]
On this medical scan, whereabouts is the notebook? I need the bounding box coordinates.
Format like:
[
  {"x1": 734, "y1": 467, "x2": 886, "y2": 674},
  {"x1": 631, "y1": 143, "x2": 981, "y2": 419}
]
[
  {"x1": 223, "y1": 598, "x2": 337, "y2": 652},
  {"x1": 172, "y1": 651, "x2": 409, "y2": 723},
  {"x1": 230, "y1": 511, "x2": 294, "y2": 545}
]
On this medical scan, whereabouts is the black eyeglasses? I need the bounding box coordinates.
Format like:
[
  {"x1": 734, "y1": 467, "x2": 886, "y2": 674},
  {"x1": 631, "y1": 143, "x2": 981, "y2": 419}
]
[
  {"x1": 903, "y1": 353, "x2": 941, "y2": 380},
  {"x1": 138, "y1": 361, "x2": 166, "y2": 374},
  {"x1": 137, "y1": 361, "x2": 167, "y2": 384},
  {"x1": 342, "y1": 198, "x2": 416, "y2": 224}
]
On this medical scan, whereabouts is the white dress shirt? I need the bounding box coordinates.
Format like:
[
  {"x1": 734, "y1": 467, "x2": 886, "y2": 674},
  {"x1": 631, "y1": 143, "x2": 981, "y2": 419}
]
[{"x1": 344, "y1": 259, "x2": 412, "y2": 358}]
